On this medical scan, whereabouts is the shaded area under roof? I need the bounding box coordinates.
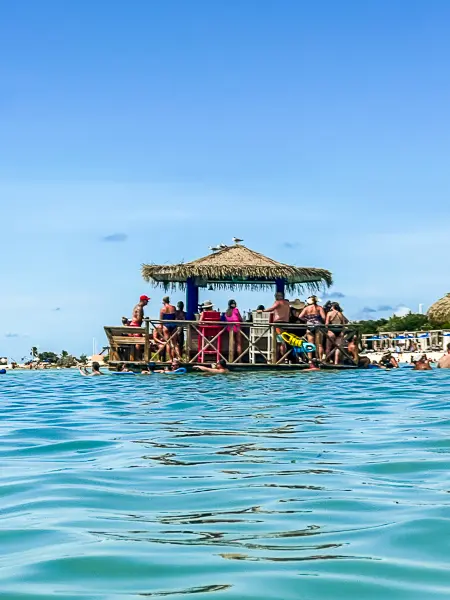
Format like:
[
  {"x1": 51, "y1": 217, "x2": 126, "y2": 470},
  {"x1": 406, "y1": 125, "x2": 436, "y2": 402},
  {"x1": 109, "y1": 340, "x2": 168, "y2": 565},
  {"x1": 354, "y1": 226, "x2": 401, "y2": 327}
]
[{"x1": 142, "y1": 244, "x2": 333, "y2": 292}]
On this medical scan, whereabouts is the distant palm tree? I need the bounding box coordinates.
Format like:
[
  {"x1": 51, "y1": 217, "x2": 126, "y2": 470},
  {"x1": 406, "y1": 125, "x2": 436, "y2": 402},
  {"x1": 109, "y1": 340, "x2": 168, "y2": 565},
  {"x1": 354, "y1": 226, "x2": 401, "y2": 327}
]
[
  {"x1": 31, "y1": 346, "x2": 38, "y2": 358},
  {"x1": 61, "y1": 350, "x2": 69, "y2": 358}
]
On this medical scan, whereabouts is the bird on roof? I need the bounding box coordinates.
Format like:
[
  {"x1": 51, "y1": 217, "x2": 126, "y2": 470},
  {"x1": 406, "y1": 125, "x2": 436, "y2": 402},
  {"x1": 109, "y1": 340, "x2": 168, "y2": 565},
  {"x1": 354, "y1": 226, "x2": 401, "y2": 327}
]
[
  {"x1": 209, "y1": 245, "x2": 221, "y2": 252},
  {"x1": 233, "y1": 237, "x2": 243, "y2": 244}
]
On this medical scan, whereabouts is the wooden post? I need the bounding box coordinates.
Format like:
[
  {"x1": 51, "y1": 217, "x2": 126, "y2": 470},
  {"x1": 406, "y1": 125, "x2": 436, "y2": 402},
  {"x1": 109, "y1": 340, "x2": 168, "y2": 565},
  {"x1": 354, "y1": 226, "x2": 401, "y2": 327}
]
[
  {"x1": 275, "y1": 278, "x2": 285, "y2": 295},
  {"x1": 186, "y1": 278, "x2": 199, "y2": 320},
  {"x1": 186, "y1": 322, "x2": 192, "y2": 362},
  {"x1": 229, "y1": 329, "x2": 235, "y2": 363},
  {"x1": 271, "y1": 324, "x2": 277, "y2": 365},
  {"x1": 144, "y1": 319, "x2": 150, "y2": 363},
  {"x1": 354, "y1": 328, "x2": 360, "y2": 366}
]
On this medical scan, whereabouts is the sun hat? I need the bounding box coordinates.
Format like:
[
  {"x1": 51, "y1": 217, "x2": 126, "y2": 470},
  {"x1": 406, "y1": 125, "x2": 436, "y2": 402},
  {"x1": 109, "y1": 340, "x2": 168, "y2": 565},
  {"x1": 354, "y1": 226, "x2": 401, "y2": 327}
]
[
  {"x1": 290, "y1": 299, "x2": 305, "y2": 310},
  {"x1": 202, "y1": 300, "x2": 214, "y2": 309}
]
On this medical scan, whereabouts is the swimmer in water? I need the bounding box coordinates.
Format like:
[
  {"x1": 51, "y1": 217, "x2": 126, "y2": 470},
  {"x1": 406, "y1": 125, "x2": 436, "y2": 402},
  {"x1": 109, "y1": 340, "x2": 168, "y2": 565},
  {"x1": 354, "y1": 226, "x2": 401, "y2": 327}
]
[
  {"x1": 155, "y1": 358, "x2": 183, "y2": 373},
  {"x1": 379, "y1": 352, "x2": 399, "y2": 369},
  {"x1": 194, "y1": 359, "x2": 229, "y2": 374},
  {"x1": 116, "y1": 363, "x2": 130, "y2": 372},
  {"x1": 412, "y1": 354, "x2": 433, "y2": 370},
  {"x1": 79, "y1": 361, "x2": 103, "y2": 376}
]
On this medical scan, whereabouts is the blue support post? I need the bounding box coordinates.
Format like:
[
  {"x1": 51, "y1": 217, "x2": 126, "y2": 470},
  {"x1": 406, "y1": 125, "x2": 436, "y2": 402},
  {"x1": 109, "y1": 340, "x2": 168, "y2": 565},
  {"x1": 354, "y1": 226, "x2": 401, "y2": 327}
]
[
  {"x1": 275, "y1": 278, "x2": 286, "y2": 296},
  {"x1": 186, "y1": 277, "x2": 199, "y2": 320}
]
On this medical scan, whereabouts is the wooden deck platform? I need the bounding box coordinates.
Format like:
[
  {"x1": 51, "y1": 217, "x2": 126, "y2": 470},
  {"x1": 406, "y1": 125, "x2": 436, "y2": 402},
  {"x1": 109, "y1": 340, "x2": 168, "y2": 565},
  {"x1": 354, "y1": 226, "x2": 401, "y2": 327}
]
[{"x1": 104, "y1": 319, "x2": 361, "y2": 372}]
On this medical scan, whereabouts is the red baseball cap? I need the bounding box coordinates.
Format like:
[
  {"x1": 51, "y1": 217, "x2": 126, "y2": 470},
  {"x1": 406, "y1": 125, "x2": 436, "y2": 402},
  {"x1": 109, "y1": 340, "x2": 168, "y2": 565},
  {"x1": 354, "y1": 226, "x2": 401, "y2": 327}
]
[{"x1": 140, "y1": 295, "x2": 151, "y2": 302}]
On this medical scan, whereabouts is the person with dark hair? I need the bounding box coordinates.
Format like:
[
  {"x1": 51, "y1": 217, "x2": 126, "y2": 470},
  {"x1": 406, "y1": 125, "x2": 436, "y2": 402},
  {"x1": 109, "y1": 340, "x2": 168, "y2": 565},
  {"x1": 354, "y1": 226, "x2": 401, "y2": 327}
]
[
  {"x1": 160, "y1": 296, "x2": 180, "y2": 359},
  {"x1": 325, "y1": 302, "x2": 348, "y2": 364},
  {"x1": 323, "y1": 301, "x2": 333, "y2": 314},
  {"x1": 116, "y1": 363, "x2": 130, "y2": 372},
  {"x1": 225, "y1": 299, "x2": 243, "y2": 357},
  {"x1": 379, "y1": 352, "x2": 399, "y2": 369},
  {"x1": 155, "y1": 358, "x2": 184, "y2": 373},
  {"x1": 412, "y1": 354, "x2": 433, "y2": 370},
  {"x1": 79, "y1": 361, "x2": 103, "y2": 376},
  {"x1": 194, "y1": 359, "x2": 229, "y2": 374}
]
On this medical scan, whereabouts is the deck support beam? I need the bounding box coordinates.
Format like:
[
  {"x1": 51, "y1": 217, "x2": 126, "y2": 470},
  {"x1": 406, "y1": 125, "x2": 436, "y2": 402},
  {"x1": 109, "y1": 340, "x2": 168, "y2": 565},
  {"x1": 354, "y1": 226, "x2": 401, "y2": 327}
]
[
  {"x1": 186, "y1": 277, "x2": 199, "y2": 320},
  {"x1": 275, "y1": 278, "x2": 286, "y2": 295}
]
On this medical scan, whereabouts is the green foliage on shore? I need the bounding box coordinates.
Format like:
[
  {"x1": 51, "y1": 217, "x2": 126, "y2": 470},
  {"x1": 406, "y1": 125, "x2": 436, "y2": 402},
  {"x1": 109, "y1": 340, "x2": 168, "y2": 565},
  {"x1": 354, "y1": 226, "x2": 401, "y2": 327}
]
[
  {"x1": 37, "y1": 351, "x2": 59, "y2": 363},
  {"x1": 32, "y1": 349, "x2": 86, "y2": 367},
  {"x1": 355, "y1": 313, "x2": 450, "y2": 333}
]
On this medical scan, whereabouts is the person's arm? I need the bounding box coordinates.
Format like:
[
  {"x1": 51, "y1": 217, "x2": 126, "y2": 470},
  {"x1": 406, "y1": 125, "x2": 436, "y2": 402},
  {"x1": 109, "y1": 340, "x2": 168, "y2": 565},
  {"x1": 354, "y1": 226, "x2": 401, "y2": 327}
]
[
  {"x1": 298, "y1": 307, "x2": 308, "y2": 320},
  {"x1": 263, "y1": 301, "x2": 278, "y2": 313},
  {"x1": 325, "y1": 311, "x2": 332, "y2": 325},
  {"x1": 79, "y1": 366, "x2": 89, "y2": 376},
  {"x1": 193, "y1": 365, "x2": 218, "y2": 373},
  {"x1": 235, "y1": 309, "x2": 243, "y2": 321},
  {"x1": 319, "y1": 307, "x2": 326, "y2": 321}
]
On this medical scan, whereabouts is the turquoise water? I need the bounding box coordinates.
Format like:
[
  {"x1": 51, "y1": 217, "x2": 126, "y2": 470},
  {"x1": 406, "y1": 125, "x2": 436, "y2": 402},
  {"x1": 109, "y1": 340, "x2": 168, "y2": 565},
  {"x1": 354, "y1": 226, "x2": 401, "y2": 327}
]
[{"x1": 1, "y1": 369, "x2": 450, "y2": 599}]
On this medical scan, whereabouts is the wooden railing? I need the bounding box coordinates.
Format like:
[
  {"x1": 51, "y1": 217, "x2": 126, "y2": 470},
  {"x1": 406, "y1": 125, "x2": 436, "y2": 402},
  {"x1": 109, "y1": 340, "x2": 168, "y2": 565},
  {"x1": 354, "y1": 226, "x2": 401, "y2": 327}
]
[{"x1": 105, "y1": 319, "x2": 361, "y2": 366}]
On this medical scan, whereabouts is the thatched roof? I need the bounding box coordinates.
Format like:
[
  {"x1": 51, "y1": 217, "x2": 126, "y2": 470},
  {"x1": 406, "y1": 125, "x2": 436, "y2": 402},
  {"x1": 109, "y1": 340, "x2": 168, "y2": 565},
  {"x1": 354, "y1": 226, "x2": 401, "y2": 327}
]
[
  {"x1": 427, "y1": 293, "x2": 450, "y2": 324},
  {"x1": 142, "y1": 244, "x2": 332, "y2": 292}
]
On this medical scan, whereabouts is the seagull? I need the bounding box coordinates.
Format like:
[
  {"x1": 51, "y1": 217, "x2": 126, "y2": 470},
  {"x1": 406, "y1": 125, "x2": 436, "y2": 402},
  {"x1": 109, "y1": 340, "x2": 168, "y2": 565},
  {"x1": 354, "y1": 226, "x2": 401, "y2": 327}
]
[
  {"x1": 219, "y1": 242, "x2": 228, "y2": 248},
  {"x1": 209, "y1": 245, "x2": 221, "y2": 252},
  {"x1": 233, "y1": 237, "x2": 244, "y2": 244}
]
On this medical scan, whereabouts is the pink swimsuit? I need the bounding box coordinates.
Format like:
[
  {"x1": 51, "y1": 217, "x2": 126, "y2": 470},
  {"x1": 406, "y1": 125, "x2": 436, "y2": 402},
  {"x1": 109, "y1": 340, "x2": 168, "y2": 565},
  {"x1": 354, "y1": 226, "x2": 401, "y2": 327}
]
[{"x1": 225, "y1": 308, "x2": 242, "y2": 332}]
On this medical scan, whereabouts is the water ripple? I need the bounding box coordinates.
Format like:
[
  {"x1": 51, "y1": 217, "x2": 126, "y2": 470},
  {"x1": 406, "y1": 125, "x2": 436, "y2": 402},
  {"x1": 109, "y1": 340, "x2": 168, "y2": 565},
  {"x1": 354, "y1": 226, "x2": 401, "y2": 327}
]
[{"x1": 1, "y1": 369, "x2": 450, "y2": 599}]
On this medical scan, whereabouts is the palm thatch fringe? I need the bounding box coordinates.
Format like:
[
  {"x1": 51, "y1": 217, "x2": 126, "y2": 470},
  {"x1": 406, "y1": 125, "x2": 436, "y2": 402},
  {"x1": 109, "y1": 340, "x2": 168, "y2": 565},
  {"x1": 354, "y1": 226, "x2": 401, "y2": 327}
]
[
  {"x1": 427, "y1": 293, "x2": 450, "y2": 324},
  {"x1": 141, "y1": 245, "x2": 332, "y2": 293}
]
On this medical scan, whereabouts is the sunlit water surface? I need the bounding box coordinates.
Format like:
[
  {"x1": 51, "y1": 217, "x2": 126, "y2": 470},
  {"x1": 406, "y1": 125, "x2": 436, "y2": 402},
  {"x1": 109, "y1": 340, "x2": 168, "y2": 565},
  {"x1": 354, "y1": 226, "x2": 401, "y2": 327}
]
[{"x1": 1, "y1": 368, "x2": 450, "y2": 599}]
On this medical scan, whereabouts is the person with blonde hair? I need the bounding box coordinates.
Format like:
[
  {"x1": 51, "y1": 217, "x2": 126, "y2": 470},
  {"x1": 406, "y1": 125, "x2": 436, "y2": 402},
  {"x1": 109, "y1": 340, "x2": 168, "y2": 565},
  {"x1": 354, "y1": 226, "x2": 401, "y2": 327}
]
[{"x1": 299, "y1": 296, "x2": 326, "y2": 359}]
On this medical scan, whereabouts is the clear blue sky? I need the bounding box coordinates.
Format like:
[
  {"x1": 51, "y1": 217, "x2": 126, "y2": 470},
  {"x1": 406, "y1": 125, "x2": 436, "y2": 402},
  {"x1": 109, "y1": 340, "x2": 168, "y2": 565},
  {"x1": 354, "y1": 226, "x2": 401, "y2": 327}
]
[{"x1": 1, "y1": 0, "x2": 450, "y2": 360}]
